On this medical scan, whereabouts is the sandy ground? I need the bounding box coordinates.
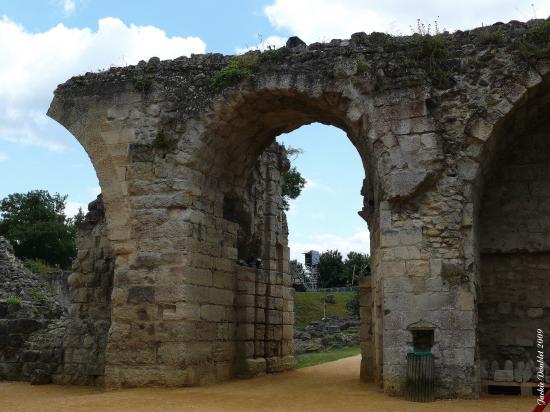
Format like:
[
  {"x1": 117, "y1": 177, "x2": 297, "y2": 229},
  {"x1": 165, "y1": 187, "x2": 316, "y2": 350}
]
[{"x1": 0, "y1": 355, "x2": 537, "y2": 412}]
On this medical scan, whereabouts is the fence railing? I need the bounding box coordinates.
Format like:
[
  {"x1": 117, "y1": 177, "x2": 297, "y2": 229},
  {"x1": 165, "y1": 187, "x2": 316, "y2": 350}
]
[{"x1": 302, "y1": 286, "x2": 356, "y2": 292}]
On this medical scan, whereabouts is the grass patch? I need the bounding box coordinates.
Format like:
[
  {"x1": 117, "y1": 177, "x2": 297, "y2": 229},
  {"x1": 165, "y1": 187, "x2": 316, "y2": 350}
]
[
  {"x1": 6, "y1": 295, "x2": 22, "y2": 306},
  {"x1": 210, "y1": 54, "x2": 258, "y2": 90},
  {"x1": 24, "y1": 259, "x2": 57, "y2": 275},
  {"x1": 295, "y1": 346, "x2": 361, "y2": 369},
  {"x1": 294, "y1": 291, "x2": 355, "y2": 330}
]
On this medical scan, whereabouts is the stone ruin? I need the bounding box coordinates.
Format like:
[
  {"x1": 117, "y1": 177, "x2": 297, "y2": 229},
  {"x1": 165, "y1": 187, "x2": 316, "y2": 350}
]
[{"x1": 2, "y1": 18, "x2": 550, "y2": 399}]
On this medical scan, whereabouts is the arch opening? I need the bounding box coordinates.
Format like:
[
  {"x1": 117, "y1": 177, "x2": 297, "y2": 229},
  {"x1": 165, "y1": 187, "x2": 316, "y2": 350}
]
[
  {"x1": 477, "y1": 80, "x2": 550, "y2": 385},
  {"x1": 191, "y1": 88, "x2": 377, "y2": 381}
]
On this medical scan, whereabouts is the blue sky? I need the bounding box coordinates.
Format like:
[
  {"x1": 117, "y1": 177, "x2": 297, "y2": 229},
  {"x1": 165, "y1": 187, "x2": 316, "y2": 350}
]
[{"x1": 0, "y1": 0, "x2": 547, "y2": 262}]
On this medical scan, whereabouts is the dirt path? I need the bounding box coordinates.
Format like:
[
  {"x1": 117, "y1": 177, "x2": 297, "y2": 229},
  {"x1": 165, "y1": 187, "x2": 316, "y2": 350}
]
[{"x1": 0, "y1": 355, "x2": 536, "y2": 412}]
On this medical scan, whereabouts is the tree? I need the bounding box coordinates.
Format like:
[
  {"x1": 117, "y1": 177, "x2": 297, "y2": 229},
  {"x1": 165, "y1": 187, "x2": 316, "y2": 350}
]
[
  {"x1": 290, "y1": 259, "x2": 305, "y2": 282},
  {"x1": 281, "y1": 145, "x2": 306, "y2": 209},
  {"x1": 343, "y1": 251, "x2": 370, "y2": 286},
  {"x1": 317, "y1": 249, "x2": 344, "y2": 288},
  {"x1": 282, "y1": 166, "x2": 306, "y2": 209},
  {"x1": 0, "y1": 190, "x2": 78, "y2": 269}
]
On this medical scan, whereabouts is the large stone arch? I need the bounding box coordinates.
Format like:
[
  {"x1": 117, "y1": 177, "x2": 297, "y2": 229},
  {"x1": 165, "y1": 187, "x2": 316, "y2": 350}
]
[
  {"x1": 191, "y1": 80, "x2": 376, "y2": 380},
  {"x1": 41, "y1": 19, "x2": 550, "y2": 399}
]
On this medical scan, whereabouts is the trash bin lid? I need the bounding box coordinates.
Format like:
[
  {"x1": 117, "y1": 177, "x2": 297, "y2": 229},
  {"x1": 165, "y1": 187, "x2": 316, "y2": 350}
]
[{"x1": 407, "y1": 351, "x2": 433, "y2": 356}]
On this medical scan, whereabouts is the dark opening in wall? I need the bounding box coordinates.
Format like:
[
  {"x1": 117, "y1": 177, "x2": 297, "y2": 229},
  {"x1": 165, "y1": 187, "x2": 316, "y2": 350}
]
[{"x1": 412, "y1": 329, "x2": 434, "y2": 352}]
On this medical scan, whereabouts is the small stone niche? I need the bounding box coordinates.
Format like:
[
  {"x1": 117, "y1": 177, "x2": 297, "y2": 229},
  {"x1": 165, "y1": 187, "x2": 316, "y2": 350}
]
[
  {"x1": 412, "y1": 329, "x2": 434, "y2": 352},
  {"x1": 407, "y1": 320, "x2": 436, "y2": 352}
]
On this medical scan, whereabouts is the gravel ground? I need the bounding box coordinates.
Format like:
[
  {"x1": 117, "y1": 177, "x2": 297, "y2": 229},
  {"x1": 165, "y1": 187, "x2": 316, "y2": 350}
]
[{"x1": 0, "y1": 355, "x2": 536, "y2": 412}]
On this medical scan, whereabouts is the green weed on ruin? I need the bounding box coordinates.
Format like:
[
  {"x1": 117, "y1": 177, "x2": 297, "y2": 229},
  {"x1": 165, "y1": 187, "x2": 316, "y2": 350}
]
[
  {"x1": 210, "y1": 47, "x2": 289, "y2": 91},
  {"x1": 410, "y1": 19, "x2": 452, "y2": 88},
  {"x1": 133, "y1": 77, "x2": 152, "y2": 94},
  {"x1": 520, "y1": 19, "x2": 550, "y2": 63},
  {"x1": 6, "y1": 295, "x2": 21, "y2": 306},
  {"x1": 210, "y1": 54, "x2": 259, "y2": 90},
  {"x1": 153, "y1": 129, "x2": 177, "y2": 152}
]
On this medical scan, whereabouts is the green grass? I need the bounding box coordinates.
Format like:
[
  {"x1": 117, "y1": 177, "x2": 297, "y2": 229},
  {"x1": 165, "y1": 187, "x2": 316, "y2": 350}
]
[
  {"x1": 23, "y1": 259, "x2": 58, "y2": 275},
  {"x1": 294, "y1": 291, "x2": 355, "y2": 330},
  {"x1": 6, "y1": 295, "x2": 22, "y2": 306},
  {"x1": 295, "y1": 346, "x2": 361, "y2": 369}
]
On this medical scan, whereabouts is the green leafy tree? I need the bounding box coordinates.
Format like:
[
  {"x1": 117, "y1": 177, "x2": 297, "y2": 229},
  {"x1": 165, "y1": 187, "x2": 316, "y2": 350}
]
[
  {"x1": 0, "y1": 190, "x2": 78, "y2": 269},
  {"x1": 281, "y1": 146, "x2": 306, "y2": 209},
  {"x1": 343, "y1": 251, "x2": 370, "y2": 286},
  {"x1": 317, "y1": 249, "x2": 344, "y2": 288},
  {"x1": 282, "y1": 166, "x2": 306, "y2": 208}
]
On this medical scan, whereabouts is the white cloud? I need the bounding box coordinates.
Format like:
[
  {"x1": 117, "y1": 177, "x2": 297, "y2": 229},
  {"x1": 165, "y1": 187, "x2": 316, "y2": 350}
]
[
  {"x1": 0, "y1": 17, "x2": 206, "y2": 152},
  {"x1": 65, "y1": 200, "x2": 86, "y2": 217},
  {"x1": 264, "y1": 0, "x2": 550, "y2": 43},
  {"x1": 89, "y1": 186, "x2": 101, "y2": 197},
  {"x1": 289, "y1": 229, "x2": 370, "y2": 262},
  {"x1": 62, "y1": 0, "x2": 76, "y2": 15},
  {"x1": 0, "y1": 152, "x2": 7, "y2": 162},
  {"x1": 303, "y1": 177, "x2": 318, "y2": 189},
  {"x1": 236, "y1": 35, "x2": 287, "y2": 54}
]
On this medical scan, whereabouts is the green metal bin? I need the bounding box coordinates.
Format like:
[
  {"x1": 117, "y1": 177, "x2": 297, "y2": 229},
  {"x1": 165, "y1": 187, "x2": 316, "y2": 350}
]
[{"x1": 406, "y1": 352, "x2": 435, "y2": 402}]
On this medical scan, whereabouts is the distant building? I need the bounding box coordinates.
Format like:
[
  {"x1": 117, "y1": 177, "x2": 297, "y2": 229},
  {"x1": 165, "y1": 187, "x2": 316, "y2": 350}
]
[{"x1": 304, "y1": 250, "x2": 320, "y2": 268}]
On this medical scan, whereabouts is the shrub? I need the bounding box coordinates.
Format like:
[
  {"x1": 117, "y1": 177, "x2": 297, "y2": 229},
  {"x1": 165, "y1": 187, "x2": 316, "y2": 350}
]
[
  {"x1": 356, "y1": 54, "x2": 368, "y2": 74},
  {"x1": 324, "y1": 294, "x2": 336, "y2": 304},
  {"x1": 520, "y1": 19, "x2": 550, "y2": 63},
  {"x1": 133, "y1": 77, "x2": 152, "y2": 94},
  {"x1": 412, "y1": 34, "x2": 451, "y2": 87},
  {"x1": 346, "y1": 289, "x2": 360, "y2": 318},
  {"x1": 409, "y1": 19, "x2": 452, "y2": 88}
]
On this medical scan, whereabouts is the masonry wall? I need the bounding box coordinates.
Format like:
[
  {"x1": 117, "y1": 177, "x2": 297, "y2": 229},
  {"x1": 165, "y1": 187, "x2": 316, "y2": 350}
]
[
  {"x1": 479, "y1": 131, "x2": 550, "y2": 370},
  {"x1": 47, "y1": 20, "x2": 550, "y2": 397},
  {"x1": 0, "y1": 238, "x2": 66, "y2": 384},
  {"x1": 232, "y1": 143, "x2": 294, "y2": 377},
  {"x1": 57, "y1": 195, "x2": 114, "y2": 386}
]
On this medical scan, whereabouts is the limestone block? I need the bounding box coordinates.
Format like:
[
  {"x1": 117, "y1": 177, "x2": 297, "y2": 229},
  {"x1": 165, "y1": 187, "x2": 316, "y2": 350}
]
[
  {"x1": 266, "y1": 355, "x2": 295, "y2": 373},
  {"x1": 212, "y1": 271, "x2": 235, "y2": 289},
  {"x1": 494, "y1": 370, "x2": 514, "y2": 382},
  {"x1": 237, "y1": 358, "x2": 266, "y2": 378},
  {"x1": 237, "y1": 341, "x2": 255, "y2": 358},
  {"x1": 209, "y1": 288, "x2": 234, "y2": 306},
  {"x1": 200, "y1": 304, "x2": 227, "y2": 322},
  {"x1": 236, "y1": 324, "x2": 255, "y2": 341}
]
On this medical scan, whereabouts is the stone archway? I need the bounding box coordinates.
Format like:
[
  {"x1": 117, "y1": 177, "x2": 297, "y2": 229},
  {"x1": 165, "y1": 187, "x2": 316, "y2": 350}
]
[
  {"x1": 44, "y1": 20, "x2": 550, "y2": 399},
  {"x1": 193, "y1": 85, "x2": 374, "y2": 379}
]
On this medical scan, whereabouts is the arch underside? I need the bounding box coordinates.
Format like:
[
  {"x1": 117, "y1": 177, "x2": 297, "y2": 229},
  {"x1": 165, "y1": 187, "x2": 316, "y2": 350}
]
[{"x1": 477, "y1": 79, "x2": 550, "y2": 381}]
